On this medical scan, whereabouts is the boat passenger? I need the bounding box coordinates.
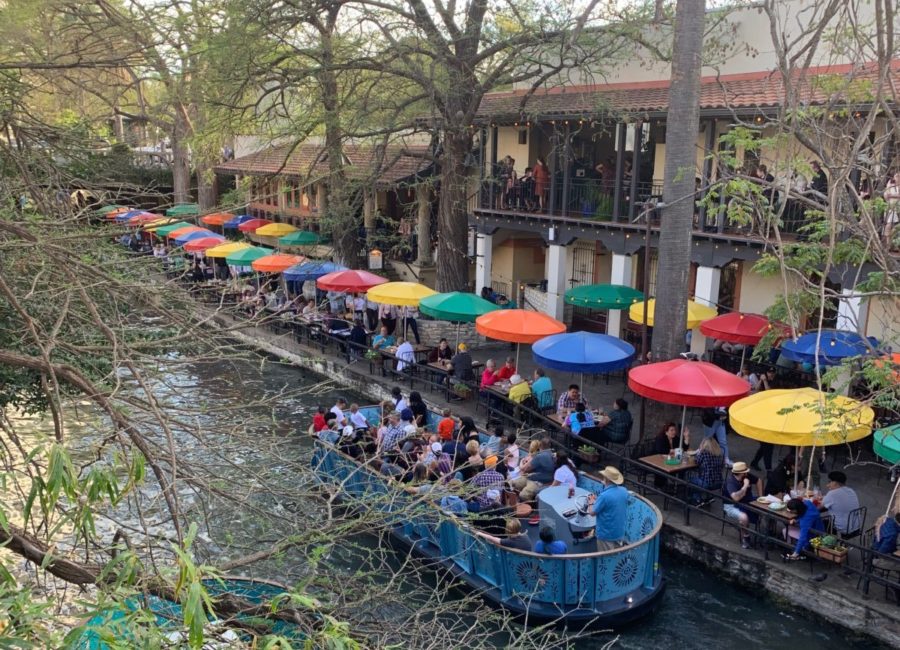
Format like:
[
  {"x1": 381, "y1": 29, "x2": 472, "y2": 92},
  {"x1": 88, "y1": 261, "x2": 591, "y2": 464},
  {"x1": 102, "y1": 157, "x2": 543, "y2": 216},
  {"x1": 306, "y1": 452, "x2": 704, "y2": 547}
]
[
  {"x1": 469, "y1": 456, "x2": 505, "y2": 512},
  {"x1": 338, "y1": 425, "x2": 364, "y2": 458},
  {"x1": 476, "y1": 518, "x2": 532, "y2": 551},
  {"x1": 509, "y1": 437, "x2": 555, "y2": 502},
  {"x1": 723, "y1": 461, "x2": 763, "y2": 549},
  {"x1": 459, "y1": 440, "x2": 484, "y2": 481},
  {"x1": 784, "y1": 497, "x2": 825, "y2": 560},
  {"x1": 442, "y1": 433, "x2": 468, "y2": 470},
  {"x1": 437, "y1": 408, "x2": 456, "y2": 441},
  {"x1": 496, "y1": 357, "x2": 517, "y2": 381},
  {"x1": 481, "y1": 425, "x2": 503, "y2": 457},
  {"x1": 407, "y1": 391, "x2": 428, "y2": 426},
  {"x1": 317, "y1": 418, "x2": 341, "y2": 445},
  {"x1": 504, "y1": 432, "x2": 520, "y2": 473},
  {"x1": 391, "y1": 387, "x2": 408, "y2": 413},
  {"x1": 534, "y1": 526, "x2": 568, "y2": 555},
  {"x1": 565, "y1": 402, "x2": 595, "y2": 433},
  {"x1": 551, "y1": 452, "x2": 577, "y2": 490},
  {"x1": 348, "y1": 404, "x2": 370, "y2": 433},
  {"x1": 449, "y1": 343, "x2": 475, "y2": 382},
  {"x1": 556, "y1": 384, "x2": 589, "y2": 418},
  {"x1": 588, "y1": 466, "x2": 628, "y2": 551},
  {"x1": 395, "y1": 337, "x2": 415, "y2": 373},
  {"x1": 372, "y1": 326, "x2": 395, "y2": 350},
  {"x1": 330, "y1": 398, "x2": 349, "y2": 426},
  {"x1": 379, "y1": 411, "x2": 409, "y2": 458},
  {"x1": 507, "y1": 374, "x2": 532, "y2": 404},
  {"x1": 312, "y1": 406, "x2": 328, "y2": 432}
]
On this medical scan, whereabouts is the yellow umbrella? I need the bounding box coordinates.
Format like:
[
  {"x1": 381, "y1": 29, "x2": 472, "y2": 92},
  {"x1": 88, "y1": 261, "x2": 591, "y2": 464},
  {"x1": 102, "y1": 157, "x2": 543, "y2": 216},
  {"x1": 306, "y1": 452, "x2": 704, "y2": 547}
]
[
  {"x1": 205, "y1": 242, "x2": 252, "y2": 258},
  {"x1": 143, "y1": 218, "x2": 178, "y2": 231},
  {"x1": 366, "y1": 281, "x2": 437, "y2": 307},
  {"x1": 255, "y1": 222, "x2": 298, "y2": 237},
  {"x1": 629, "y1": 299, "x2": 718, "y2": 329},
  {"x1": 729, "y1": 387, "x2": 874, "y2": 446}
]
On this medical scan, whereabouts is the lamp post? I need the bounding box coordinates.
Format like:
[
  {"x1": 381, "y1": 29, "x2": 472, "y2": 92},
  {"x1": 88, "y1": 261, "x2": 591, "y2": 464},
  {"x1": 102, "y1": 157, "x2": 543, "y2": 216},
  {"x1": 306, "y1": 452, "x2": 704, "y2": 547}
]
[{"x1": 635, "y1": 199, "x2": 662, "y2": 439}]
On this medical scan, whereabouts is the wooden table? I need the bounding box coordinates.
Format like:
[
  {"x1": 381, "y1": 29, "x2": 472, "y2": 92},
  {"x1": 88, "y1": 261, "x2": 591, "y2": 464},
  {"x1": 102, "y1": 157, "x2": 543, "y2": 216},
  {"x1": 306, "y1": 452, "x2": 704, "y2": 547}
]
[
  {"x1": 746, "y1": 499, "x2": 794, "y2": 523},
  {"x1": 637, "y1": 454, "x2": 698, "y2": 474}
]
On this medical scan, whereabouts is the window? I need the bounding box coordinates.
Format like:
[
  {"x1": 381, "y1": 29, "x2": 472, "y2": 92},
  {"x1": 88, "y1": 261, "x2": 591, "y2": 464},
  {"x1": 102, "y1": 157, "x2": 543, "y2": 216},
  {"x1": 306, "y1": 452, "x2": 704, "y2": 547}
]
[{"x1": 518, "y1": 129, "x2": 527, "y2": 146}]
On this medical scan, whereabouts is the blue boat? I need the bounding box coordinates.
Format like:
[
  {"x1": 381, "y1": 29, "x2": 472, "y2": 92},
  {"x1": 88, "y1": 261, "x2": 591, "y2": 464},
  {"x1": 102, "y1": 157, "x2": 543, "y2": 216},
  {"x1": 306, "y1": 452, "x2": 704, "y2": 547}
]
[{"x1": 311, "y1": 406, "x2": 665, "y2": 626}]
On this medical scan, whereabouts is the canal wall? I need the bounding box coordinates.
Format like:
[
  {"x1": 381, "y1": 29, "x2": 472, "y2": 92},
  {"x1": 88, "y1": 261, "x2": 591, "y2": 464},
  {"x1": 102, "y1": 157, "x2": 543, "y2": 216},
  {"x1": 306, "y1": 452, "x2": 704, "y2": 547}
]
[{"x1": 212, "y1": 312, "x2": 900, "y2": 648}]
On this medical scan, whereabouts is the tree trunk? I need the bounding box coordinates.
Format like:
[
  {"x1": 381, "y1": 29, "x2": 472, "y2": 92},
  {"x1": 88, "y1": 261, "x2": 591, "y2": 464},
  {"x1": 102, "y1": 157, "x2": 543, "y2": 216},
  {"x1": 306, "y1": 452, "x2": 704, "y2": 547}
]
[
  {"x1": 652, "y1": 0, "x2": 705, "y2": 362},
  {"x1": 435, "y1": 132, "x2": 472, "y2": 292},
  {"x1": 171, "y1": 110, "x2": 191, "y2": 205},
  {"x1": 416, "y1": 184, "x2": 432, "y2": 265},
  {"x1": 196, "y1": 158, "x2": 218, "y2": 210}
]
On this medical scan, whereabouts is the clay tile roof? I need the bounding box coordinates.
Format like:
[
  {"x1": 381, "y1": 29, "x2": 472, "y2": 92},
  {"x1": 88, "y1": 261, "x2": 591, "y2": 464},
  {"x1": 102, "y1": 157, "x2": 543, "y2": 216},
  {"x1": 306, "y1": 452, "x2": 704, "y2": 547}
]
[
  {"x1": 215, "y1": 143, "x2": 433, "y2": 187},
  {"x1": 476, "y1": 63, "x2": 900, "y2": 120}
]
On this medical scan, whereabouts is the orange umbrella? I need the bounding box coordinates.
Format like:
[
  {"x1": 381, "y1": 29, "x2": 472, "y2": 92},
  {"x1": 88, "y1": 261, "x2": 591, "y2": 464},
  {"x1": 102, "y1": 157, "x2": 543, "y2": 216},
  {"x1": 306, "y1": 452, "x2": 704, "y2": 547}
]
[
  {"x1": 251, "y1": 253, "x2": 304, "y2": 273},
  {"x1": 105, "y1": 207, "x2": 131, "y2": 220},
  {"x1": 874, "y1": 353, "x2": 900, "y2": 383},
  {"x1": 201, "y1": 212, "x2": 233, "y2": 226},
  {"x1": 166, "y1": 226, "x2": 205, "y2": 239},
  {"x1": 476, "y1": 309, "x2": 566, "y2": 368}
]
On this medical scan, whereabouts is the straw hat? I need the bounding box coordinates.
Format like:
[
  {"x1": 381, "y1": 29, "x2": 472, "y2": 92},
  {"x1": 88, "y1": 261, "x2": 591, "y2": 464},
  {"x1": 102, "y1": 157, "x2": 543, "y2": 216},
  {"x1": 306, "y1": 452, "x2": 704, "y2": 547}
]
[
  {"x1": 599, "y1": 466, "x2": 624, "y2": 485},
  {"x1": 509, "y1": 374, "x2": 524, "y2": 385},
  {"x1": 484, "y1": 455, "x2": 499, "y2": 469},
  {"x1": 731, "y1": 461, "x2": 749, "y2": 474}
]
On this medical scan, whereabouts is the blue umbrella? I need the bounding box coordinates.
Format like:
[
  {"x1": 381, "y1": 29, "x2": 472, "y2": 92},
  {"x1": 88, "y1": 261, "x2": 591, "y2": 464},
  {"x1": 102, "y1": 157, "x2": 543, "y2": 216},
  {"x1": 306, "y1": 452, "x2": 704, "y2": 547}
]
[
  {"x1": 532, "y1": 331, "x2": 636, "y2": 376},
  {"x1": 780, "y1": 329, "x2": 878, "y2": 366},
  {"x1": 114, "y1": 210, "x2": 147, "y2": 222},
  {"x1": 222, "y1": 214, "x2": 254, "y2": 229},
  {"x1": 283, "y1": 261, "x2": 346, "y2": 283},
  {"x1": 173, "y1": 229, "x2": 216, "y2": 244}
]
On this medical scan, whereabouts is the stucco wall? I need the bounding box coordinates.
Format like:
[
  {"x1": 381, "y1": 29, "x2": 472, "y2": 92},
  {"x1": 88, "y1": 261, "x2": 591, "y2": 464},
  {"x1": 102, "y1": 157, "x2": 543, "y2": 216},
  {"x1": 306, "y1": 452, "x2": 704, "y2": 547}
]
[{"x1": 866, "y1": 295, "x2": 899, "y2": 346}]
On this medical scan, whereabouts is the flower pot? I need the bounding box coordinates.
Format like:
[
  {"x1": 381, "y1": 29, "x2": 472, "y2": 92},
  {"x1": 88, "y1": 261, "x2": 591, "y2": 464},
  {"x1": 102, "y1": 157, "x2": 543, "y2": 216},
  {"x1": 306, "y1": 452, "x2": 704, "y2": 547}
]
[
  {"x1": 578, "y1": 452, "x2": 600, "y2": 465},
  {"x1": 814, "y1": 546, "x2": 848, "y2": 564}
]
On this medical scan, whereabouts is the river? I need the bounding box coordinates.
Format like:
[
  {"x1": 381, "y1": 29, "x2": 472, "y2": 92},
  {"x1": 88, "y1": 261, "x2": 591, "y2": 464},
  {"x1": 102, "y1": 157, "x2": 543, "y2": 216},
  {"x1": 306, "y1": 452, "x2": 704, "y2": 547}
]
[{"x1": 42, "y1": 352, "x2": 882, "y2": 649}]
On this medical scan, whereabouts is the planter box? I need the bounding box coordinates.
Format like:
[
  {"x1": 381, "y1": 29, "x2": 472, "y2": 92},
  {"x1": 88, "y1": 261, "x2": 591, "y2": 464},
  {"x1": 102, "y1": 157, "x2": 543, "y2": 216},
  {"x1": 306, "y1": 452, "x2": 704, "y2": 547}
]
[
  {"x1": 815, "y1": 546, "x2": 848, "y2": 564},
  {"x1": 577, "y1": 452, "x2": 600, "y2": 465}
]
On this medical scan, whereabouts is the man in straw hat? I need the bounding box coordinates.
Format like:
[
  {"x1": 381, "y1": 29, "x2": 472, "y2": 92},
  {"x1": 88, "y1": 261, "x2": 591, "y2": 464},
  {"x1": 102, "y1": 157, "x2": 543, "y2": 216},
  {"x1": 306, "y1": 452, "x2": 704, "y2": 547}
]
[
  {"x1": 722, "y1": 461, "x2": 764, "y2": 549},
  {"x1": 587, "y1": 466, "x2": 628, "y2": 551}
]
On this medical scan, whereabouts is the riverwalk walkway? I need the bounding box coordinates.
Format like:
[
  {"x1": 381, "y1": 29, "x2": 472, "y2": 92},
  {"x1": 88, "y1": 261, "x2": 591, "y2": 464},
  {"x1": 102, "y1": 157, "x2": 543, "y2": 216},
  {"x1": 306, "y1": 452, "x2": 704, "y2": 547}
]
[{"x1": 196, "y1": 299, "x2": 900, "y2": 647}]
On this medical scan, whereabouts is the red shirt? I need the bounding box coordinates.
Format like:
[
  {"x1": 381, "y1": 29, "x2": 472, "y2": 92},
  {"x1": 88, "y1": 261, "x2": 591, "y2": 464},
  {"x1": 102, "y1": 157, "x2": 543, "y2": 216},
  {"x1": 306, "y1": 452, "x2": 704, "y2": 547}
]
[
  {"x1": 312, "y1": 414, "x2": 327, "y2": 432},
  {"x1": 437, "y1": 417, "x2": 455, "y2": 441},
  {"x1": 496, "y1": 365, "x2": 516, "y2": 381},
  {"x1": 481, "y1": 369, "x2": 498, "y2": 387}
]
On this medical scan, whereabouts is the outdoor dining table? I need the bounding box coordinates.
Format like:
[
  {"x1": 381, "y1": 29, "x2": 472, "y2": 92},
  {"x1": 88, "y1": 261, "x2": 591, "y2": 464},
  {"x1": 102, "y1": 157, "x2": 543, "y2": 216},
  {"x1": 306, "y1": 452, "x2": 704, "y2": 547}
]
[
  {"x1": 427, "y1": 359, "x2": 484, "y2": 400},
  {"x1": 637, "y1": 454, "x2": 698, "y2": 474}
]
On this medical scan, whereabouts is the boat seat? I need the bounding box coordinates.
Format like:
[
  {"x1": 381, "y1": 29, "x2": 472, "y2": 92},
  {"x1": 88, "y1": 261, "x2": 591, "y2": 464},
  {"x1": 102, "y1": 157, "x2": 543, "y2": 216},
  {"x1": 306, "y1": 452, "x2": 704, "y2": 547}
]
[{"x1": 472, "y1": 505, "x2": 514, "y2": 535}]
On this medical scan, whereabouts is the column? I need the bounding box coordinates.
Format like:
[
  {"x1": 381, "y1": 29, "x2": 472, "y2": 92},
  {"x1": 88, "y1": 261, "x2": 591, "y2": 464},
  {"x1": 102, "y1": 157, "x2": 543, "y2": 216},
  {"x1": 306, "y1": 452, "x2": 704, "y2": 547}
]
[
  {"x1": 316, "y1": 182, "x2": 328, "y2": 216},
  {"x1": 416, "y1": 185, "x2": 432, "y2": 264},
  {"x1": 607, "y1": 253, "x2": 634, "y2": 338},
  {"x1": 628, "y1": 122, "x2": 643, "y2": 220},
  {"x1": 546, "y1": 243, "x2": 568, "y2": 321},
  {"x1": 475, "y1": 233, "x2": 493, "y2": 295},
  {"x1": 836, "y1": 288, "x2": 868, "y2": 333},
  {"x1": 363, "y1": 190, "x2": 376, "y2": 246},
  {"x1": 612, "y1": 122, "x2": 627, "y2": 221},
  {"x1": 691, "y1": 265, "x2": 721, "y2": 356}
]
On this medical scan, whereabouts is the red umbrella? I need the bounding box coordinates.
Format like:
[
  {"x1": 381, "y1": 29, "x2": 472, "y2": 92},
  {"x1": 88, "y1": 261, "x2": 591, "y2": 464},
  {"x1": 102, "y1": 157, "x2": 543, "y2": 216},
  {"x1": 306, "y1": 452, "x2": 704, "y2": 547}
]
[
  {"x1": 316, "y1": 269, "x2": 388, "y2": 292},
  {"x1": 628, "y1": 359, "x2": 751, "y2": 449},
  {"x1": 237, "y1": 218, "x2": 273, "y2": 233},
  {"x1": 699, "y1": 312, "x2": 788, "y2": 345},
  {"x1": 184, "y1": 236, "x2": 226, "y2": 252}
]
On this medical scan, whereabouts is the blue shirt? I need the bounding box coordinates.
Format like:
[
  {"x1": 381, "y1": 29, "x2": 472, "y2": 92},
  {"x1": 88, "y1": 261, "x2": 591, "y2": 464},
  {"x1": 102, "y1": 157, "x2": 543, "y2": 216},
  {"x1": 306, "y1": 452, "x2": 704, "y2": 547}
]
[
  {"x1": 874, "y1": 517, "x2": 900, "y2": 555},
  {"x1": 534, "y1": 539, "x2": 567, "y2": 555},
  {"x1": 568, "y1": 411, "x2": 595, "y2": 433},
  {"x1": 793, "y1": 499, "x2": 824, "y2": 555},
  {"x1": 532, "y1": 377, "x2": 553, "y2": 407},
  {"x1": 592, "y1": 485, "x2": 628, "y2": 542}
]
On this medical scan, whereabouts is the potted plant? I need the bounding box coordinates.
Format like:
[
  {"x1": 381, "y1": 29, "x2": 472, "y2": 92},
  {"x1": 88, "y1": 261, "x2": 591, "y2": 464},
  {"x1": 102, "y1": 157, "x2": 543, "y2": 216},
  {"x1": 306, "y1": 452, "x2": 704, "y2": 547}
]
[
  {"x1": 364, "y1": 349, "x2": 380, "y2": 361},
  {"x1": 577, "y1": 444, "x2": 600, "y2": 465},
  {"x1": 452, "y1": 382, "x2": 472, "y2": 399},
  {"x1": 810, "y1": 535, "x2": 848, "y2": 564}
]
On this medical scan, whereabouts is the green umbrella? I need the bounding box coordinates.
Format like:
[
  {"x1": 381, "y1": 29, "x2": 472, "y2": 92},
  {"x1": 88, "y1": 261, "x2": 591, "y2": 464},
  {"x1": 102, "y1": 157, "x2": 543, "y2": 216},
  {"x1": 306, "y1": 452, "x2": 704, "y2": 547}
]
[
  {"x1": 166, "y1": 203, "x2": 200, "y2": 217},
  {"x1": 565, "y1": 283, "x2": 644, "y2": 310},
  {"x1": 96, "y1": 204, "x2": 124, "y2": 216},
  {"x1": 874, "y1": 425, "x2": 900, "y2": 465},
  {"x1": 152, "y1": 221, "x2": 193, "y2": 237},
  {"x1": 278, "y1": 231, "x2": 320, "y2": 246},
  {"x1": 420, "y1": 292, "x2": 501, "y2": 348},
  {"x1": 225, "y1": 246, "x2": 274, "y2": 266}
]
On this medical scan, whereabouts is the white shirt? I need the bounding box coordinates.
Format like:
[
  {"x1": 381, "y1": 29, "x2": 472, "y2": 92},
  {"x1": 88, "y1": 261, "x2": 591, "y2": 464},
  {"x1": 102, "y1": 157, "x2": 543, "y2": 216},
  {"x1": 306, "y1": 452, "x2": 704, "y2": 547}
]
[
  {"x1": 395, "y1": 397, "x2": 408, "y2": 413},
  {"x1": 349, "y1": 410, "x2": 369, "y2": 429},
  {"x1": 553, "y1": 464, "x2": 577, "y2": 489},
  {"x1": 330, "y1": 405, "x2": 346, "y2": 424},
  {"x1": 396, "y1": 341, "x2": 415, "y2": 371},
  {"x1": 353, "y1": 296, "x2": 366, "y2": 311}
]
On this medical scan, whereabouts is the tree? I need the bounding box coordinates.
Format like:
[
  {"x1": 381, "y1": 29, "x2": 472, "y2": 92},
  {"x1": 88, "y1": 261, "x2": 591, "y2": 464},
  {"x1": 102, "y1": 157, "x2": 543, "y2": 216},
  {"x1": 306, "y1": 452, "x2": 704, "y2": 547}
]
[{"x1": 652, "y1": 0, "x2": 705, "y2": 362}]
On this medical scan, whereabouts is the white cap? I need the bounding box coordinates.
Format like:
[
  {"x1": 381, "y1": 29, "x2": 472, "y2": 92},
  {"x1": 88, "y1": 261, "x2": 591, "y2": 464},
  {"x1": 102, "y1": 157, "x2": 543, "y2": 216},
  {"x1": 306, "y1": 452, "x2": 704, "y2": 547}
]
[
  {"x1": 341, "y1": 425, "x2": 355, "y2": 438},
  {"x1": 404, "y1": 423, "x2": 418, "y2": 435},
  {"x1": 431, "y1": 442, "x2": 443, "y2": 454},
  {"x1": 486, "y1": 489, "x2": 501, "y2": 503}
]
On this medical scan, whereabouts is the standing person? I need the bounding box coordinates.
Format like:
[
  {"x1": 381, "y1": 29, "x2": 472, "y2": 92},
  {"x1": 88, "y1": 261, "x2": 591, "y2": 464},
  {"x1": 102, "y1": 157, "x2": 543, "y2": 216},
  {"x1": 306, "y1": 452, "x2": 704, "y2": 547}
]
[
  {"x1": 352, "y1": 294, "x2": 366, "y2": 322},
  {"x1": 533, "y1": 156, "x2": 549, "y2": 211},
  {"x1": 365, "y1": 296, "x2": 379, "y2": 331},
  {"x1": 809, "y1": 161, "x2": 828, "y2": 197},
  {"x1": 348, "y1": 320, "x2": 368, "y2": 360},
  {"x1": 701, "y1": 407, "x2": 731, "y2": 467},
  {"x1": 378, "y1": 302, "x2": 398, "y2": 335},
  {"x1": 587, "y1": 466, "x2": 628, "y2": 551},
  {"x1": 401, "y1": 305, "x2": 421, "y2": 344},
  {"x1": 884, "y1": 171, "x2": 900, "y2": 248},
  {"x1": 784, "y1": 497, "x2": 825, "y2": 560}
]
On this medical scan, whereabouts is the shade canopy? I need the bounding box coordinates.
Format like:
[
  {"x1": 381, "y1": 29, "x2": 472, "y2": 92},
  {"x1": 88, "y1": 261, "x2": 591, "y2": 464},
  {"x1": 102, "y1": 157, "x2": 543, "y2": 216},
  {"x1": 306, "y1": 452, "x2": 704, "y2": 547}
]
[
  {"x1": 565, "y1": 284, "x2": 644, "y2": 310},
  {"x1": 127, "y1": 213, "x2": 162, "y2": 225},
  {"x1": 166, "y1": 226, "x2": 205, "y2": 240},
  {"x1": 475, "y1": 309, "x2": 566, "y2": 344},
  {"x1": 225, "y1": 246, "x2": 274, "y2": 266},
  {"x1": 729, "y1": 388, "x2": 874, "y2": 446},
  {"x1": 629, "y1": 299, "x2": 718, "y2": 329},
  {"x1": 223, "y1": 214, "x2": 254, "y2": 229},
  {"x1": 283, "y1": 261, "x2": 346, "y2": 282},
  {"x1": 237, "y1": 218, "x2": 273, "y2": 233},
  {"x1": 200, "y1": 212, "x2": 233, "y2": 226},
  {"x1": 532, "y1": 332, "x2": 635, "y2": 374},
  {"x1": 251, "y1": 253, "x2": 304, "y2": 273},
  {"x1": 115, "y1": 210, "x2": 152, "y2": 222},
  {"x1": 627, "y1": 359, "x2": 751, "y2": 407},
  {"x1": 366, "y1": 281, "x2": 437, "y2": 307},
  {"x1": 874, "y1": 425, "x2": 900, "y2": 465},
  {"x1": 204, "y1": 241, "x2": 252, "y2": 258},
  {"x1": 873, "y1": 353, "x2": 900, "y2": 383},
  {"x1": 699, "y1": 312, "x2": 787, "y2": 345},
  {"x1": 279, "y1": 231, "x2": 320, "y2": 246},
  {"x1": 255, "y1": 222, "x2": 297, "y2": 237},
  {"x1": 141, "y1": 218, "x2": 177, "y2": 229},
  {"x1": 316, "y1": 269, "x2": 388, "y2": 292},
  {"x1": 419, "y1": 292, "x2": 500, "y2": 323},
  {"x1": 183, "y1": 236, "x2": 226, "y2": 252},
  {"x1": 96, "y1": 204, "x2": 125, "y2": 216},
  {"x1": 173, "y1": 229, "x2": 217, "y2": 244},
  {"x1": 150, "y1": 221, "x2": 193, "y2": 236},
  {"x1": 780, "y1": 329, "x2": 878, "y2": 366},
  {"x1": 165, "y1": 204, "x2": 199, "y2": 216},
  {"x1": 105, "y1": 207, "x2": 131, "y2": 220}
]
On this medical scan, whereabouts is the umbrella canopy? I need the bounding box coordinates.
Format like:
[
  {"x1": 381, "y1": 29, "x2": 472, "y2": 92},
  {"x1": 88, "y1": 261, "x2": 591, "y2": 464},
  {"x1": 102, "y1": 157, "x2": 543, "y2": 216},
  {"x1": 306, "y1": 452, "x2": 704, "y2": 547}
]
[
  {"x1": 141, "y1": 217, "x2": 177, "y2": 229},
  {"x1": 205, "y1": 242, "x2": 252, "y2": 258},
  {"x1": 780, "y1": 329, "x2": 878, "y2": 366},
  {"x1": 251, "y1": 253, "x2": 304, "y2": 273},
  {"x1": 114, "y1": 210, "x2": 152, "y2": 223},
  {"x1": 317, "y1": 269, "x2": 388, "y2": 292},
  {"x1": 223, "y1": 214, "x2": 254, "y2": 229},
  {"x1": 126, "y1": 213, "x2": 162, "y2": 225},
  {"x1": 627, "y1": 359, "x2": 750, "y2": 407},
  {"x1": 532, "y1": 332, "x2": 636, "y2": 373},
  {"x1": 105, "y1": 207, "x2": 132, "y2": 220},
  {"x1": 183, "y1": 235, "x2": 226, "y2": 252},
  {"x1": 96, "y1": 204, "x2": 125, "y2": 216},
  {"x1": 166, "y1": 226, "x2": 206, "y2": 240},
  {"x1": 225, "y1": 246, "x2": 275, "y2": 266},
  {"x1": 475, "y1": 309, "x2": 566, "y2": 344},
  {"x1": 873, "y1": 353, "x2": 900, "y2": 383},
  {"x1": 419, "y1": 292, "x2": 500, "y2": 323},
  {"x1": 699, "y1": 312, "x2": 787, "y2": 345},
  {"x1": 165, "y1": 204, "x2": 199, "y2": 217},
  {"x1": 629, "y1": 299, "x2": 718, "y2": 329},
  {"x1": 366, "y1": 281, "x2": 437, "y2": 307},
  {"x1": 173, "y1": 229, "x2": 217, "y2": 245},
  {"x1": 200, "y1": 212, "x2": 233, "y2": 226},
  {"x1": 874, "y1": 425, "x2": 900, "y2": 465},
  {"x1": 279, "y1": 231, "x2": 320, "y2": 246},
  {"x1": 283, "y1": 261, "x2": 346, "y2": 283},
  {"x1": 729, "y1": 388, "x2": 874, "y2": 446},
  {"x1": 237, "y1": 218, "x2": 273, "y2": 233},
  {"x1": 151, "y1": 221, "x2": 194, "y2": 237},
  {"x1": 255, "y1": 222, "x2": 297, "y2": 237},
  {"x1": 565, "y1": 284, "x2": 644, "y2": 310}
]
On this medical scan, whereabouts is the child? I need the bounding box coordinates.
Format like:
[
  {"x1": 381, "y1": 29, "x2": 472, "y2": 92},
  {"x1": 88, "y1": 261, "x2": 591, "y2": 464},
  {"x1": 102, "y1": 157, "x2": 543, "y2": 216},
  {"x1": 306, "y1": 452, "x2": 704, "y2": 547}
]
[
  {"x1": 437, "y1": 408, "x2": 455, "y2": 441},
  {"x1": 504, "y1": 432, "x2": 520, "y2": 471},
  {"x1": 348, "y1": 403, "x2": 370, "y2": 432},
  {"x1": 312, "y1": 406, "x2": 327, "y2": 432}
]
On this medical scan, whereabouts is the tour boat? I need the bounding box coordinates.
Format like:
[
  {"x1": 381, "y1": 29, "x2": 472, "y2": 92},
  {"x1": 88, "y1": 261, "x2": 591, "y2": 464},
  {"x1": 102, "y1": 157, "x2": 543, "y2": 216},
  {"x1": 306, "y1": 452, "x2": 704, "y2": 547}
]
[{"x1": 311, "y1": 405, "x2": 665, "y2": 626}]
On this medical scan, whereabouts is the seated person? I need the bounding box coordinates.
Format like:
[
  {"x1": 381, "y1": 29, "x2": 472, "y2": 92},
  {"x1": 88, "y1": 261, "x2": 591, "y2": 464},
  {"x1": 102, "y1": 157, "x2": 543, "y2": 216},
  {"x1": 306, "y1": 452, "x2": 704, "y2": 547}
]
[
  {"x1": 722, "y1": 461, "x2": 763, "y2": 549},
  {"x1": 550, "y1": 452, "x2": 577, "y2": 489},
  {"x1": 556, "y1": 384, "x2": 589, "y2": 418},
  {"x1": 531, "y1": 369, "x2": 553, "y2": 409},
  {"x1": 565, "y1": 402, "x2": 595, "y2": 433},
  {"x1": 653, "y1": 422, "x2": 690, "y2": 455},
  {"x1": 475, "y1": 518, "x2": 532, "y2": 551},
  {"x1": 496, "y1": 357, "x2": 517, "y2": 381},
  {"x1": 765, "y1": 454, "x2": 796, "y2": 497},
  {"x1": 372, "y1": 326, "x2": 395, "y2": 349},
  {"x1": 873, "y1": 512, "x2": 900, "y2": 568},
  {"x1": 437, "y1": 408, "x2": 456, "y2": 441},
  {"x1": 449, "y1": 343, "x2": 475, "y2": 382},
  {"x1": 311, "y1": 406, "x2": 328, "y2": 432},
  {"x1": 348, "y1": 403, "x2": 371, "y2": 433},
  {"x1": 820, "y1": 470, "x2": 860, "y2": 535},
  {"x1": 596, "y1": 398, "x2": 633, "y2": 444},
  {"x1": 784, "y1": 497, "x2": 825, "y2": 560},
  {"x1": 430, "y1": 338, "x2": 453, "y2": 363},
  {"x1": 534, "y1": 525, "x2": 567, "y2": 555},
  {"x1": 394, "y1": 337, "x2": 415, "y2": 372},
  {"x1": 507, "y1": 374, "x2": 532, "y2": 404},
  {"x1": 509, "y1": 437, "x2": 555, "y2": 502},
  {"x1": 480, "y1": 360, "x2": 499, "y2": 387},
  {"x1": 688, "y1": 437, "x2": 725, "y2": 505}
]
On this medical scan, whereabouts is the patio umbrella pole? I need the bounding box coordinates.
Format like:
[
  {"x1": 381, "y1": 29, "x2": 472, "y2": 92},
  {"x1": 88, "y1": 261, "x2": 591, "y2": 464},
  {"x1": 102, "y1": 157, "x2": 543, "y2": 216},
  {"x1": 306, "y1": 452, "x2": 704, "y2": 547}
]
[
  {"x1": 455, "y1": 322, "x2": 461, "y2": 350},
  {"x1": 678, "y1": 405, "x2": 687, "y2": 453},
  {"x1": 515, "y1": 343, "x2": 520, "y2": 370}
]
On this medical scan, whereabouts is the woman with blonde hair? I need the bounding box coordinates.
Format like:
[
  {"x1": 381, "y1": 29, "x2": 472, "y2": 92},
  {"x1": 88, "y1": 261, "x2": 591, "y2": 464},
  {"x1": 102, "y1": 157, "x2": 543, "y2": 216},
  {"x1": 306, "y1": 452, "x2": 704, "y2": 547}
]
[{"x1": 689, "y1": 435, "x2": 725, "y2": 505}]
